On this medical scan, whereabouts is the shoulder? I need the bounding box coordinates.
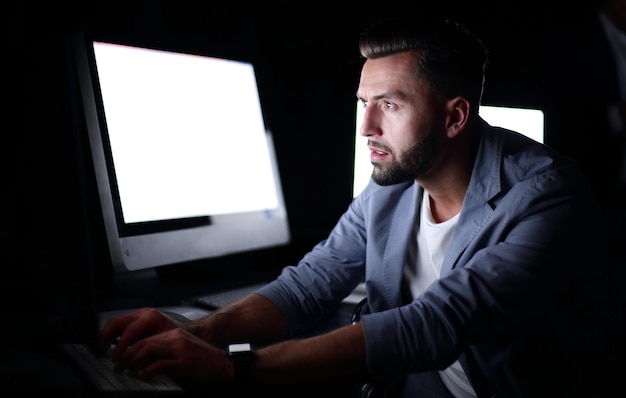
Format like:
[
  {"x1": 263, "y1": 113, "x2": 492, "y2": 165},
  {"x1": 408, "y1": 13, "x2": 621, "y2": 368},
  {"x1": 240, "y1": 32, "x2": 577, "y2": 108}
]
[
  {"x1": 481, "y1": 121, "x2": 578, "y2": 176},
  {"x1": 472, "y1": 121, "x2": 593, "y2": 204}
]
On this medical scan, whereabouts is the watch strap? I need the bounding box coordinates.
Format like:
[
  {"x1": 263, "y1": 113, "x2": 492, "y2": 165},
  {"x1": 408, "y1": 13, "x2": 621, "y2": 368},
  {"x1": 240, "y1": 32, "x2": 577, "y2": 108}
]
[{"x1": 228, "y1": 343, "x2": 256, "y2": 385}]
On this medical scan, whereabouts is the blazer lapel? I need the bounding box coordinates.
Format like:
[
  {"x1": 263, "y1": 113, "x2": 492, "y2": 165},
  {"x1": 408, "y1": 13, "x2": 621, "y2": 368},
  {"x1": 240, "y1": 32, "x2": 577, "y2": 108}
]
[
  {"x1": 380, "y1": 184, "x2": 421, "y2": 307},
  {"x1": 441, "y1": 121, "x2": 502, "y2": 276}
]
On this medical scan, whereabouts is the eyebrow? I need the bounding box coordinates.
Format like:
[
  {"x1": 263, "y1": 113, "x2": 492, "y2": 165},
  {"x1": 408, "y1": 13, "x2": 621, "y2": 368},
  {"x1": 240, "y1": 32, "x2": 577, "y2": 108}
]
[{"x1": 356, "y1": 91, "x2": 407, "y2": 102}]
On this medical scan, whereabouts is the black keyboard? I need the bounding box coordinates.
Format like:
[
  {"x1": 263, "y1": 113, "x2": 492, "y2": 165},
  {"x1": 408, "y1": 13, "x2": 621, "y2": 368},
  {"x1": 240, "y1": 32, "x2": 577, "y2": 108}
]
[{"x1": 60, "y1": 343, "x2": 185, "y2": 396}]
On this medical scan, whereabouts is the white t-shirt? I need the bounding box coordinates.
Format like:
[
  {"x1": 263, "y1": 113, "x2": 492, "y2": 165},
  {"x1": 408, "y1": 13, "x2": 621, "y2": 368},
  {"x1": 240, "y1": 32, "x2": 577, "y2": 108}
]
[{"x1": 404, "y1": 191, "x2": 476, "y2": 398}]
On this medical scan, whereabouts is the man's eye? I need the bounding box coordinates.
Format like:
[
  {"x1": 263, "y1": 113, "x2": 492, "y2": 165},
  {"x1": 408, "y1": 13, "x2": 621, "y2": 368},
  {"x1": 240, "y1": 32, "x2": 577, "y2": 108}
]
[{"x1": 385, "y1": 102, "x2": 395, "y2": 109}]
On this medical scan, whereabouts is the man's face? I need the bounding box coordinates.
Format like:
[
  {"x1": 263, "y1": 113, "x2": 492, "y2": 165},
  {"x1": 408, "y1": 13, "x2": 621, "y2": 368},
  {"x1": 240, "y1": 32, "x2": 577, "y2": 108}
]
[{"x1": 356, "y1": 52, "x2": 446, "y2": 186}]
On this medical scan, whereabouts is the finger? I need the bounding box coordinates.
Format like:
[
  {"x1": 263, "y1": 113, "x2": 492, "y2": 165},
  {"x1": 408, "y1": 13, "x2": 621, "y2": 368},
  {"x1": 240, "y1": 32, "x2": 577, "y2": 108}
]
[
  {"x1": 136, "y1": 358, "x2": 176, "y2": 382},
  {"x1": 100, "y1": 313, "x2": 133, "y2": 351},
  {"x1": 111, "y1": 323, "x2": 145, "y2": 362},
  {"x1": 116, "y1": 336, "x2": 165, "y2": 376},
  {"x1": 109, "y1": 309, "x2": 160, "y2": 361}
]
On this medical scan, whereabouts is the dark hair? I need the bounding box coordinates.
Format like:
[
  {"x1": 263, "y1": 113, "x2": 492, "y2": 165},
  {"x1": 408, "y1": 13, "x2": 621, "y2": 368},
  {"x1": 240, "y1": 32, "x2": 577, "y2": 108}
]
[{"x1": 359, "y1": 17, "x2": 488, "y2": 111}]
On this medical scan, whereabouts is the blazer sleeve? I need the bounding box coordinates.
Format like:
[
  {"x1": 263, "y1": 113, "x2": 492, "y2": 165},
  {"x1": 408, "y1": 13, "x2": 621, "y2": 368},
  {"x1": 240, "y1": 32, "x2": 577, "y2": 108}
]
[{"x1": 255, "y1": 181, "x2": 375, "y2": 334}]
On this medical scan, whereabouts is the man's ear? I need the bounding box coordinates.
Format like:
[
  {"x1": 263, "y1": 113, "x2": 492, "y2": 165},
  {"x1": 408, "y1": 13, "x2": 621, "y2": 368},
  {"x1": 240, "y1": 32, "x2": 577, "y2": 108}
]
[{"x1": 445, "y1": 97, "x2": 470, "y2": 138}]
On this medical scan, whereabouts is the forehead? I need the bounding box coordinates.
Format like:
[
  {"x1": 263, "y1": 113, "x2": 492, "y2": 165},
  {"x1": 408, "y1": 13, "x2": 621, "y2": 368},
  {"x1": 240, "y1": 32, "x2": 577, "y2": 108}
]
[{"x1": 357, "y1": 52, "x2": 422, "y2": 98}]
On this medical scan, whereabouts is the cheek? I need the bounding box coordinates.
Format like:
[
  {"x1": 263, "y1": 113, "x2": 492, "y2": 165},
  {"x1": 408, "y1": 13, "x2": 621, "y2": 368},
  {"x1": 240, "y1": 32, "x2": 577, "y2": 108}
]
[
  {"x1": 385, "y1": 109, "x2": 433, "y2": 151},
  {"x1": 399, "y1": 119, "x2": 429, "y2": 147}
]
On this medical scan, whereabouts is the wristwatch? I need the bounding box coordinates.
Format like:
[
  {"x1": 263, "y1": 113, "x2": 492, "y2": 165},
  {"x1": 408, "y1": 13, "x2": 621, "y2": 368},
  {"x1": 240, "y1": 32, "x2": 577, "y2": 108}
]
[{"x1": 227, "y1": 343, "x2": 256, "y2": 385}]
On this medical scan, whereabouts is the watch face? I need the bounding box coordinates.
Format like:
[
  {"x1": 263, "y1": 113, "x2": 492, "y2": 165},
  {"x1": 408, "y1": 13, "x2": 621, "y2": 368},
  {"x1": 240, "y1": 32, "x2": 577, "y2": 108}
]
[{"x1": 228, "y1": 343, "x2": 252, "y2": 354}]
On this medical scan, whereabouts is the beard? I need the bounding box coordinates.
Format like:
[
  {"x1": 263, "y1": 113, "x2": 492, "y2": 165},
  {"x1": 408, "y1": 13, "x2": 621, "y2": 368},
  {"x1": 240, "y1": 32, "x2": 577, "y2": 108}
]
[{"x1": 370, "y1": 125, "x2": 440, "y2": 186}]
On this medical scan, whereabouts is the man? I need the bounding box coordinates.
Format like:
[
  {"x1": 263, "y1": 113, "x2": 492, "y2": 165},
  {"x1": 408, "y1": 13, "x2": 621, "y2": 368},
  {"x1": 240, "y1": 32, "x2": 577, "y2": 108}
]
[{"x1": 102, "y1": 17, "x2": 622, "y2": 397}]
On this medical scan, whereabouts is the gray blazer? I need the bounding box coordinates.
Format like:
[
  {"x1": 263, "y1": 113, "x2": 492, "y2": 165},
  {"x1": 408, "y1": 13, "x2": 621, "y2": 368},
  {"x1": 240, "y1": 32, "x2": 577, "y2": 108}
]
[{"x1": 258, "y1": 120, "x2": 621, "y2": 397}]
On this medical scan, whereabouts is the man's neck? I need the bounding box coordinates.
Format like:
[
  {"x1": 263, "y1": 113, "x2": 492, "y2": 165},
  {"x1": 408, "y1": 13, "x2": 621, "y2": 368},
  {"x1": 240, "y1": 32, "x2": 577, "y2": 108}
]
[
  {"x1": 425, "y1": 187, "x2": 466, "y2": 223},
  {"x1": 419, "y1": 131, "x2": 475, "y2": 223},
  {"x1": 419, "y1": 160, "x2": 470, "y2": 222}
]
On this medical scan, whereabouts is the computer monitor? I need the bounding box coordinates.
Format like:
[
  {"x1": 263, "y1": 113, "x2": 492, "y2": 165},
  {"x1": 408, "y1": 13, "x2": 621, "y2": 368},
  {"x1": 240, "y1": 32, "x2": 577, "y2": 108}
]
[
  {"x1": 353, "y1": 104, "x2": 545, "y2": 197},
  {"x1": 71, "y1": 31, "x2": 290, "y2": 273}
]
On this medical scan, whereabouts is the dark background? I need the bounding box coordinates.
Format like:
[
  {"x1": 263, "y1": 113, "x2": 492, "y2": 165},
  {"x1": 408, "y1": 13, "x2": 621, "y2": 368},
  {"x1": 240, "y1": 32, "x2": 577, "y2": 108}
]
[{"x1": 3, "y1": 0, "x2": 609, "y2": 336}]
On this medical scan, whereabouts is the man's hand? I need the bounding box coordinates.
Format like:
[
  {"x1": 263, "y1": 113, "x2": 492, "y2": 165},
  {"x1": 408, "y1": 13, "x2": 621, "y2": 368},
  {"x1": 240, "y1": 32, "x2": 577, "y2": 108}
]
[
  {"x1": 113, "y1": 327, "x2": 232, "y2": 386},
  {"x1": 101, "y1": 307, "x2": 184, "y2": 361},
  {"x1": 100, "y1": 307, "x2": 233, "y2": 386}
]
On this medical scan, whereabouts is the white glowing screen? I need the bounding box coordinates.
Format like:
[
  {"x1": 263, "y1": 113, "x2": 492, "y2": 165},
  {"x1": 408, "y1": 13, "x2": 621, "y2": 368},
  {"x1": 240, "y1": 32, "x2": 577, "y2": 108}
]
[{"x1": 94, "y1": 42, "x2": 278, "y2": 223}]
